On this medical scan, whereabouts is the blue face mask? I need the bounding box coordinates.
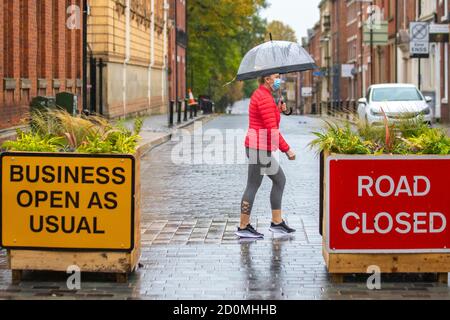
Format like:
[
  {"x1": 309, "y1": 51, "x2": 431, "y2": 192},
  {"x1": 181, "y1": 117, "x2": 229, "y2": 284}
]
[{"x1": 272, "y1": 78, "x2": 282, "y2": 91}]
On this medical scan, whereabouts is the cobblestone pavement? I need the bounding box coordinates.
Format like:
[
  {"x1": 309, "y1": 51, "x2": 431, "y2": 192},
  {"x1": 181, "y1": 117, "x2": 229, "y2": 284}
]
[{"x1": 0, "y1": 114, "x2": 449, "y2": 300}]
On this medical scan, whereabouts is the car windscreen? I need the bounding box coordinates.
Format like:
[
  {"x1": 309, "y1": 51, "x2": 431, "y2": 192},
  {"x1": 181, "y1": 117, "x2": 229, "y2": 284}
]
[{"x1": 371, "y1": 88, "x2": 423, "y2": 102}]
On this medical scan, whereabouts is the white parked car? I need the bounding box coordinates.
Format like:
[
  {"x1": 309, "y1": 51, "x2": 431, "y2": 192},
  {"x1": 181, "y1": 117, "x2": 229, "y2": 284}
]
[{"x1": 357, "y1": 84, "x2": 433, "y2": 126}]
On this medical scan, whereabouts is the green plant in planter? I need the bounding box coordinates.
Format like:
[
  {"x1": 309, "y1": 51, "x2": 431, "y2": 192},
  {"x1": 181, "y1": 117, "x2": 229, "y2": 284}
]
[
  {"x1": 30, "y1": 108, "x2": 101, "y2": 149},
  {"x1": 1, "y1": 109, "x2": 142, "y2": 155},
  {"x1": 403, "y1": 129, "x2": 450, "y2": 155},
  {"x1": 2, "y1": 129, "x2": 65, "y2": 153},
  {"x1": 76, "y1": 117, "x2": 142, "y2": 154},
  {"x1": 310, "y1": 117, "x2": 450, "y2": 155},
  {"x1": 75, "y1": 134, "x2": 113, "y2": 154},
  {"x1": 394, "y1": 116, "x2": 430, "y2": 139},
  {"x1": 109, "y1": 131, "x2": 140, "y2": 154},
  {"x1": 310, "y1": 121, "x2": 373, "y2": 155},
  {"x1": 133, "y1": 117, "x2": 144, "y2": 135},
  {"x1": 76, "y1": 129, "x2": 140, "y2": 154}
]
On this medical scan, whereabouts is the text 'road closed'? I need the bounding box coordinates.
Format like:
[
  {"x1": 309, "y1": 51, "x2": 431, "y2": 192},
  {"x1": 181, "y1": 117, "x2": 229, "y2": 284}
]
[
  {"x1": 327, "y1": 156, "x2": 450, "y2": 253},
  {"x1": 0, "y1": 153, "x2": 135, "y2": 251}
]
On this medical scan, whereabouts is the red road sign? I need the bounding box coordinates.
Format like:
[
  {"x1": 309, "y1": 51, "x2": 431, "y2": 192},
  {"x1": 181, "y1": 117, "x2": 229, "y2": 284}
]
[{"x1": 326, "y1": 155, "x2": 450, "y2": 253}]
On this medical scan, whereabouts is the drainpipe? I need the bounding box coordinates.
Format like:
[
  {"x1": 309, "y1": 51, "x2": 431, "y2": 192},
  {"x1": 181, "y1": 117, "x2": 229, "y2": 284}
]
[
  {"x1": 82, "y1": 0, "x2": 88, "y2": 113},
  {"x1": 395, "y1": 0, "x2": 399, "y2": 83},
  {"x1": 148, "y1": 0, "x2": 155, "y2": 109},
  {"x1": 123, "y1": 0, "x2": 131, "y2": 117},
  {"x1": 162, "y1": 0, "x2": 169, "y2": 109},
  {"x1": 175, "y1": 0, "x2": 178, "y2": 110}
]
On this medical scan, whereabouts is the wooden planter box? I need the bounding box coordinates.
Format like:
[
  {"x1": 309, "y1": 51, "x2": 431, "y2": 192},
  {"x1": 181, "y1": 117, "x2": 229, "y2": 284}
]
[
  {"x1": 319, "y1": 152, "x2": 450, "y2": 283},
  {"x1": 0, "y1": 152, "x2": 141, "y2": 283}
]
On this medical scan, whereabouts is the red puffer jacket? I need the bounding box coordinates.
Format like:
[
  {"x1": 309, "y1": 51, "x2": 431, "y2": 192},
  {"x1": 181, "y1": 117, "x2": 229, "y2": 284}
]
[{"x1": 245, "y1": 85, "x2": 290, "y2": 153}]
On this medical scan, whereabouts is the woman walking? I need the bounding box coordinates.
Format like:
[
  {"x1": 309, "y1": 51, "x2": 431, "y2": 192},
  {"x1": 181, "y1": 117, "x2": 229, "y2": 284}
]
[{"x1": 236, "y1": 73, "x2": 297, "y2": 239}]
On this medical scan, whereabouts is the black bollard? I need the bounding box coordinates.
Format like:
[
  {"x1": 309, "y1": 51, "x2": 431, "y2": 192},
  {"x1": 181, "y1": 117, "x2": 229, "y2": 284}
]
[
  {"x1": 177, "y1": 100, "x2": 182, "y2": 124},
  {"x1": 169, "y1": 100, "x2": 174, "y2": 127},
  {"x1": 183, "y1": 100, "x2": 188, "y2": 122}
]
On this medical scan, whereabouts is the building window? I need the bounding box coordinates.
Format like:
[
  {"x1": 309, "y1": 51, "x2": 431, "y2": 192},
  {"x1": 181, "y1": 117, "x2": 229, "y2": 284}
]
[
  {"x1": 155, "y1": 0, "x2": 163, "y2": 20},
  {"x1": 36, "y1": 0, "x2": 46, "y2": 78},
  {"x1": 348, "y1": 39, "x2": 357, "y2": 62},
  {"x1": 420, "y1": 0, "x2": 437, "y2": 17},
  {"x1": 20, "y1": 0, "x2": 29, "y2": 78},
  {"x1": 53, "y1": 0, "x2": 59, "y2": 79},
  {"x1": 346, "y1": 1, "x2": 358, "y2": 25},
  {"x1": 388, "y1": 0, "x2": 395, "y2": 19},
  {"x1": 3, "y1": 0, "x2": 13, "y2": 78}
]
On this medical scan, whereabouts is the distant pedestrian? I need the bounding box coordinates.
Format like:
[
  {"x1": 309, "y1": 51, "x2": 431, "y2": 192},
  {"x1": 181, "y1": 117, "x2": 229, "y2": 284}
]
[{"x1": 236, "y1": 74, "x2": 297, "y2": 239}]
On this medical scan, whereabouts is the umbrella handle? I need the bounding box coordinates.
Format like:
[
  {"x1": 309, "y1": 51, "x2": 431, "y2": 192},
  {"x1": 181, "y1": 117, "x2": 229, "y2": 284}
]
[
  {"x1": 282, "y1": 107, "x2": 293, "y2": 116},
  {"x1": 278, "y1": 89, "x2": 293, "y2": 116}
]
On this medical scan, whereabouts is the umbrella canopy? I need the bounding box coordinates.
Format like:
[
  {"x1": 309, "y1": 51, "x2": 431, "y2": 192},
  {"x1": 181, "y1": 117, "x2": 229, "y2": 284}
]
[{"x1": 236, "y1": 41, "x2": 316, "y2": 81}]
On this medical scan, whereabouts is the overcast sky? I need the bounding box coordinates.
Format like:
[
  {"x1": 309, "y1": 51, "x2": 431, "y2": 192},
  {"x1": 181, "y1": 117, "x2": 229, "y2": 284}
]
[{"x1": 260, "y1": 0, "x2": 322, "y2": 42}]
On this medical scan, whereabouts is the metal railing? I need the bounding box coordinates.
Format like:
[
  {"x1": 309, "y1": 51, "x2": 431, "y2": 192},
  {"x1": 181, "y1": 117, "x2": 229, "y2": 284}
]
[{"x1": 168, "y1": 99, "x2": 201, "y2": 127}]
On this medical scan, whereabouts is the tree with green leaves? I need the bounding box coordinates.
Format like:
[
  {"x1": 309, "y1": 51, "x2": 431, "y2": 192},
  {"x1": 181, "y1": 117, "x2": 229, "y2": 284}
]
[
  {"x1": 187, "y1": 0, "x2": 268, "y2": 111},
  {"x1": 265, "y1": 20, "x2": 298, "y2": 43}
]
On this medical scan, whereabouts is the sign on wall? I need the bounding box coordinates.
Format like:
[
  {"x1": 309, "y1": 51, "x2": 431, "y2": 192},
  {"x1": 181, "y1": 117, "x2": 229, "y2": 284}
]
[
  {"x1": 0, "y1": 153, "x2": 135, "y2": 252},
  {"x1": 341, "y1": 64, "x2": 355, "y2": 78},
  {"x1": 363, "y1": 21, "x2": 389, "y2": 45},
  {"x1": 429, "y1": 23, "x2": 449, "y2": 43},
  {"x1": 326, "y1": 155, "x2": 450, "y2": 253},
  {"x1": 410, "y1": 21, "x2": 430, "y2": 58},
  {"x1": 301, "y1": 87, "x2": 313, "y2": 97}
]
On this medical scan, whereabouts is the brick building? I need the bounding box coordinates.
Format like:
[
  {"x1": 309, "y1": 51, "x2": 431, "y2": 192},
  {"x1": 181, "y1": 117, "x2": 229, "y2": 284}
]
[
  {"x1": 0, "y1": 0, "x2": 83, "y2": 131},
  {"x1": 87, "y1": 0, "x2": 170, "y2": 119},
  {"x1": 437, "y1": 0, "x2": 450, "y2": 122},
  {"x1": 87, "y1": 0, "x2": 187, "y2": 119},
  {"x1": 168, "y1": 0, "x2": 187, "y2": 103},
  {"x1": 318, "y1": 0, "x2": 332, "y2": 111},
  {"x1": 302, "y1": 22, "x2": 321, "y2": 115},
  {"x1": 302, "y1": 0, "x2": 450, "y2": 123}
]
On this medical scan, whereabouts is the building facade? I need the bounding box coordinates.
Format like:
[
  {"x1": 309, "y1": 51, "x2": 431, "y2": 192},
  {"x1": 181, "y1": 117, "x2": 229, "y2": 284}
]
[
  {"x1": 302, "y1": 22, "x2": 322, "y2": 115},
  {"x1": 168, "y1": 0, "x2": 187, "y2": 103},
  {"x1": 438, "y1": 0, "x2": 450, "y2": 122},
  {"x1": 0, "y1": 0, "x2": 83, "y2": 131},
  {"x1": 319, "y1": 0, "x2": 332, "y2": 112},
  {"x1": 302, "y1": 0, "x2": 450, "y2": 123},
  {"x1": 87, "y1": 0, "x2": 170, "y2": 119}
]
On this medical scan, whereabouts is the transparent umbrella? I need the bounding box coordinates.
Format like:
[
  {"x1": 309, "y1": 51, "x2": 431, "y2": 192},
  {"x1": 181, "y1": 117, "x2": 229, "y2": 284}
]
[{"x1": 236, "y1": 40, "x2": 316, "y2": 81}]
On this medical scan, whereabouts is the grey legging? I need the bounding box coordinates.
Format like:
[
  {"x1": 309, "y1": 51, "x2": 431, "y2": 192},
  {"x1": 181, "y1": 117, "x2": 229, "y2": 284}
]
[{"x1": 241, "y1": 148, "x2": 286, "y2": 215}]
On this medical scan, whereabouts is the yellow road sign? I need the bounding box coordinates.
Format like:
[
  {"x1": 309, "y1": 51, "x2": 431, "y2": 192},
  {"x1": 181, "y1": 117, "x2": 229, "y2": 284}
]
[{"x1": 1, "y1": 152, "x2": 135, "y2": 252}]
